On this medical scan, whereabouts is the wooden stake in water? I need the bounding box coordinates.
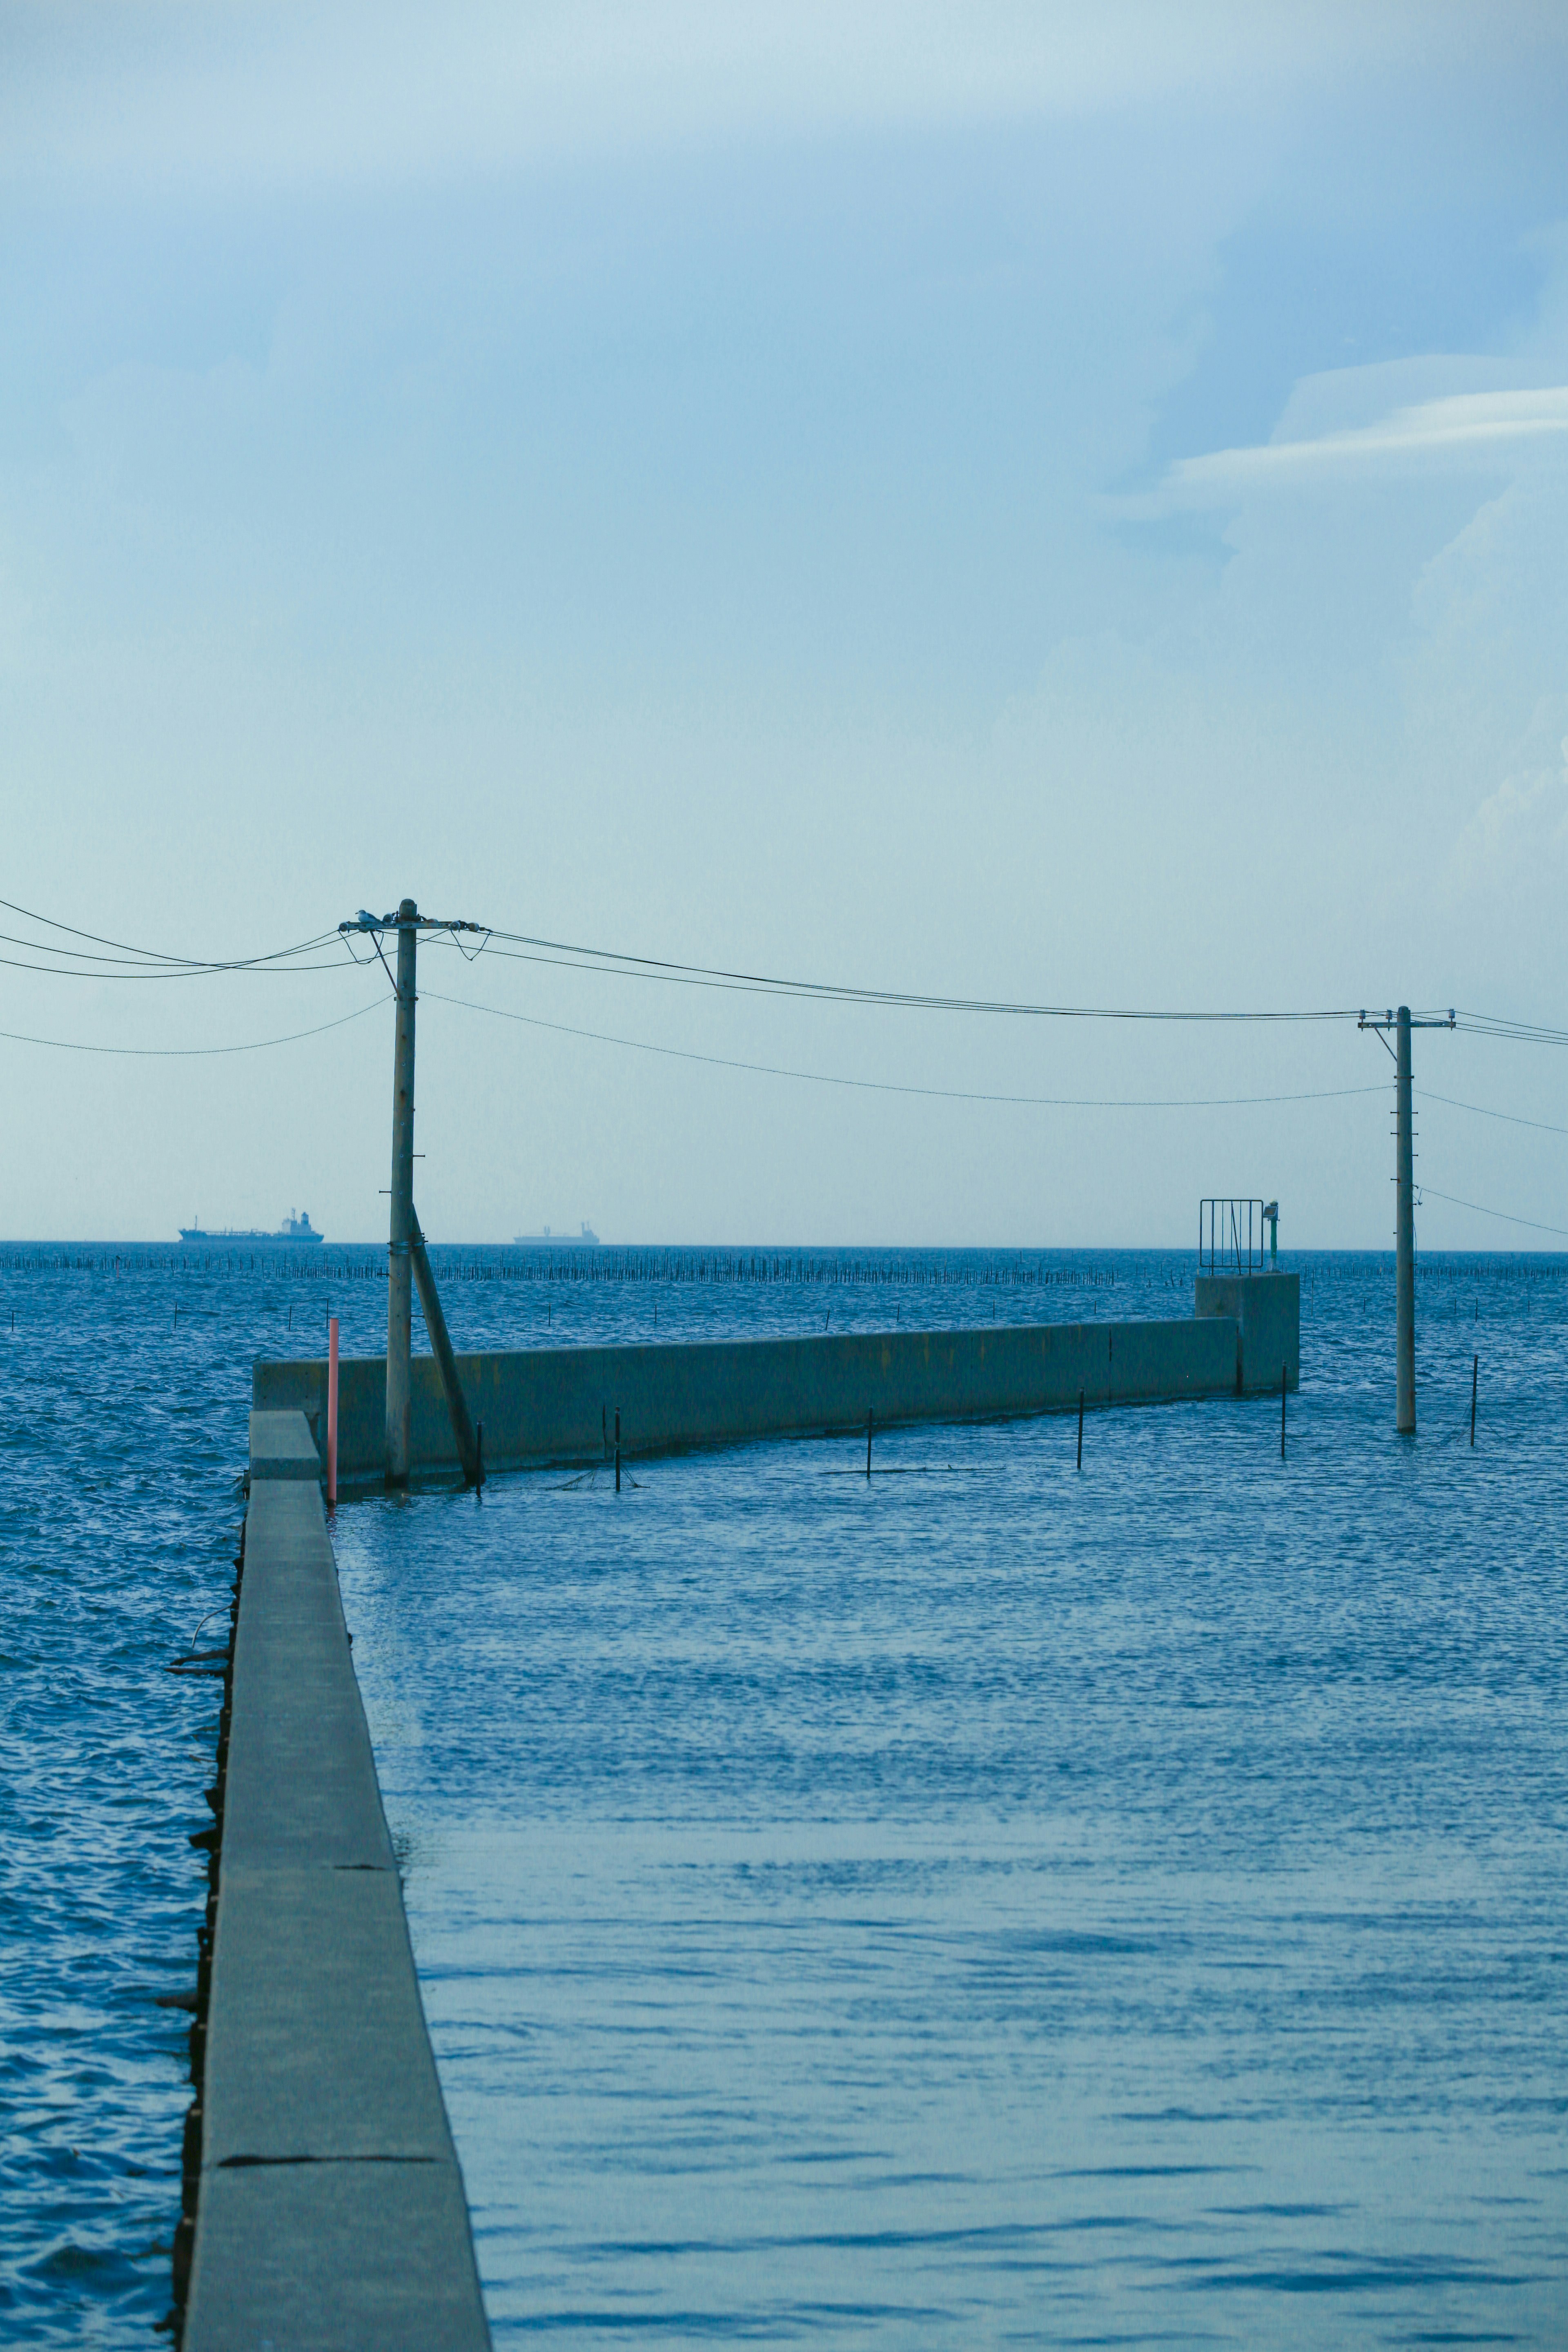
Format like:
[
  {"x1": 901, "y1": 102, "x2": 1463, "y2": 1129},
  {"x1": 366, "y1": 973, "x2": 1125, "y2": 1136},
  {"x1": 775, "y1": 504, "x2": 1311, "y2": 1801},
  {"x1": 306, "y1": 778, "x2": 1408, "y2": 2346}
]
[
  {"x1": 1471, "y1": 1352, "x2": 1478, "y2": 1447},
  {"x1": 615, "y1": 1408, "x2": 621, "y2": 1494},
  {"x1": 327, "y1": 1316, "x2": 339, "y2": 1506},
  {"x1": 1077, "y1": 1388, "x2": 1084, "y2": 1470},
  {"x1": 866, "y1": 1409, "x2": 873, "y2": 1480},
  {"x1": 1281, "y1": 1360, "x2": 1287, "y2": 1459}
]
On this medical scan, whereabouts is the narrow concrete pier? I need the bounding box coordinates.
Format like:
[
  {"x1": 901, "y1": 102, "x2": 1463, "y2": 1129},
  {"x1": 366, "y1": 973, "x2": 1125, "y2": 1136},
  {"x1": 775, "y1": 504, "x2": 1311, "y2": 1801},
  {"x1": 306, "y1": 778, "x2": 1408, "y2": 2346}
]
[
  {"x1": 255, "y1": 1281, "x2": 1299, "y2": 1487},
  {"x1": 181, "y1": 1411, "x2": 489, "y2": 2350}
]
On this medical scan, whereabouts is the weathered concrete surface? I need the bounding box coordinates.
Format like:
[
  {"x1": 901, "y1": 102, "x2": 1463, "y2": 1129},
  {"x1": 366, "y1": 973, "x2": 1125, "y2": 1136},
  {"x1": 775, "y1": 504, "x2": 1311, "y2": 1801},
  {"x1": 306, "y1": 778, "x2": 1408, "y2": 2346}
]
[
  {"x1": 1194, "y1": 1272, "x2": 1300, "y2": 1394},
  {"x1": 183, "y1": 1428, "x2": 489, "y2": 2351},
  {"x1": 188, "y1": 2165, "x2": 487, "y2": 2352},
  {"x1": 246, "y1": 1407, "x2": 323, "y2": 1481},
  {"x1": 254, "y1": 1314, "x2": 1243, "y2": 1484}
]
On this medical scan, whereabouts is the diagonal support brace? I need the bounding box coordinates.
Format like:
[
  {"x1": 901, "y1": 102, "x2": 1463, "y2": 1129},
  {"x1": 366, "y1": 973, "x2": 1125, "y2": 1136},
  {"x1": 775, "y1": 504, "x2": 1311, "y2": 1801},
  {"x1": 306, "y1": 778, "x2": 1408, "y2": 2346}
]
[{"x1": 410, "y1": 1210, "x2": 484, "y2": 1488}]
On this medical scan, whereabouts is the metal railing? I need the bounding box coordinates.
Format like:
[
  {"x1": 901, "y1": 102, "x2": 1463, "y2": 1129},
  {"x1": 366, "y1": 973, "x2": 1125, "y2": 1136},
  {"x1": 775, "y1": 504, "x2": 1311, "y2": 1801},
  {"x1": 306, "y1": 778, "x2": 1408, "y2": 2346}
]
[{"x1": 1199, "y1": 1198, "x2": 1276, "y2": 1276}]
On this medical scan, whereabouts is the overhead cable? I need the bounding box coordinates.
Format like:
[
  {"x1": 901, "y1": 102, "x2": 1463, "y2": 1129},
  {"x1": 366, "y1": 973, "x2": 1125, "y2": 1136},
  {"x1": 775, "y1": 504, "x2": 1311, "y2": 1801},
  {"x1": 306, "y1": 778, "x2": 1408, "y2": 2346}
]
[
  {"x1": 0, "y1": 896, "x2": 347, "y2": 977},
  {"x1": 0, "y1": 946, "x2": 357, "y2": 980},
  {"x1": 1418, "y1": 1089, "x2": 1568, "y2": 1139},
  {"x1": 1454, "y1": 1010, "x2": 1568, "y2": 1047},
  {"x1": 1419, "y1": 1185, "x2": 1568, "y2": 1240},
  {"x1": 474, "y1": 929, "x2": 1372, "y2": 1022},
  {"x1": 0, "y1": 1001, "x2": 385, "y2": 1057},
  {"x1": 421, "y1": 988, "x2": 1388, "y2": 1111}
]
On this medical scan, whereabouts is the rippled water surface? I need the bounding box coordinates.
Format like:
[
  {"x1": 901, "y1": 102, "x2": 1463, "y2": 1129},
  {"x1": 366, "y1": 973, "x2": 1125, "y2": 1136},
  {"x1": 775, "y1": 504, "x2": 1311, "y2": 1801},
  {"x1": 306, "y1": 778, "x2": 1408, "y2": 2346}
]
[{"x1": 4, "y1": 1245, "x2": 1566, "y2": 2345}]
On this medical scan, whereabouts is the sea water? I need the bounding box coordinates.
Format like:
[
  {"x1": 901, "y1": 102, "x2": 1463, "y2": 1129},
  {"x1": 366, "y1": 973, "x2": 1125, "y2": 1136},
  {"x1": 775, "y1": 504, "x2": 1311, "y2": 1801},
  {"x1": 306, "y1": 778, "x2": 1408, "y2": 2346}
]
[{"x1": 3, "y1": 1248, "x2": 1566, "y2": 2345}]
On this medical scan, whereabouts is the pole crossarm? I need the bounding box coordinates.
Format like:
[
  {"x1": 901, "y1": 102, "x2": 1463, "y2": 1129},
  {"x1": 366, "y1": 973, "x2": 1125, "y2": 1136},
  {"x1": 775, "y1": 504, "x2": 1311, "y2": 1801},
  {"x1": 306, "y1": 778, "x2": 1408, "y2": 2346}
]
[
  {"x1": 340, "y1": 911, "x2": 487, "y2": 935},
  {"x1": 1358, "y1": 1010, "x2": 1455, "y2": 1030}
]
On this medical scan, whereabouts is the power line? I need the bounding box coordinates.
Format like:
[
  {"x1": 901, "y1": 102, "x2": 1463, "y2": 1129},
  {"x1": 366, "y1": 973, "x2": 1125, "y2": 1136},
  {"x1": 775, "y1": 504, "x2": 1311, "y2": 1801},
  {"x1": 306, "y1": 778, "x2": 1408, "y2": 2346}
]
[
  {"x1": 9, "y1": 886, "x2": 1568, "y2": 1045},
  {"x1": 1419, "y1": 1185, "x2": 1568, "y2": 1241},
  {"x1": 1418, "y1": 1089, "x2": 1568, "y2": 1139},
  {"x1": 0, "y1": 949, "x2": 365, "y2": 981},
  {"x1": 0, "y1": 1001, "x2": 384, "y2": 1057},
  {"x1": 422, "y1": 987, "x2": 1389, "y2": 1111},
  {"x1": 1454, "y1": 1010, "x2": 1568, "y2": 1047},
  {"x1": 0, "y1": 908, "x2": 345, "y2": 964},
  {"x1": 476, "y1": 927, "x2": 1374, "y2": 1022},
  {"x1": 0, "y1": 896, "x2": 350, "y2": 978},
  {"x1": 12, "y1": 886, "x2": 1568, "y2": 1086}
]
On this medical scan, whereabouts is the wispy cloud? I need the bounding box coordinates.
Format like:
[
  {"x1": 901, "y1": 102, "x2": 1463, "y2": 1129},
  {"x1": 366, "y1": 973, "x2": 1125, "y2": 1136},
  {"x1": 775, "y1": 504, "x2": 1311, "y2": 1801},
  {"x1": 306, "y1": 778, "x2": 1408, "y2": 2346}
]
[
  {"x1": 0, "y1": 2, "x2": 1457, "y2": 194},
  {"x1": 1140, "y1": 386, "x2": 1568, "y2": 510}
]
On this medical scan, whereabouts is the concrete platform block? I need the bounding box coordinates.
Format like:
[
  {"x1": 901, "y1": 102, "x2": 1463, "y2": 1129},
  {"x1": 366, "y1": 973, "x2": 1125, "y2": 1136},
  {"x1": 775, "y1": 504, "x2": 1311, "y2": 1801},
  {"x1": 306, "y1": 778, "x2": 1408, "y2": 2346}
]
[
  {"x1": 223, "y1": 1483, "x2": 391, "y2": 1871},
  {"x1": 248, "y1": 1407, "x2": 322, "y2": 1482},
  {"x1": 183, "y1": 2159, "x2": 489, "y2": 2351},
  {"x1": 203, "y1": 1865, "x2": 454, "y2": 2165},
  {"x1": 1195, "y1": 1272, "x2": 1300, "y2": 1394}
]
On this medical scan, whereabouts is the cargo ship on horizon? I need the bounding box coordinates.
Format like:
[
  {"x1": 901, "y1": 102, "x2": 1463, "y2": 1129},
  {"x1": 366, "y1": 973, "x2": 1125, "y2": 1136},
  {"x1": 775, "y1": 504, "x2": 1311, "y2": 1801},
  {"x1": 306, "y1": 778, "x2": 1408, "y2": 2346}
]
[{"x1": 179, "y1": 1209, "x2": 324, "y2": 1245}]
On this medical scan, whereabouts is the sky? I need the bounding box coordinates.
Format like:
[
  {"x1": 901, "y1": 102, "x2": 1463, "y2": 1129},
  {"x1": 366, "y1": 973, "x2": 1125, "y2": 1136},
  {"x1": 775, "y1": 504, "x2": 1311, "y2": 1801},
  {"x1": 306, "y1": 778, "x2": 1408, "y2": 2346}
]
[{"x1": 3, "y1": 0, "x2": 1568, "y2": 1248}]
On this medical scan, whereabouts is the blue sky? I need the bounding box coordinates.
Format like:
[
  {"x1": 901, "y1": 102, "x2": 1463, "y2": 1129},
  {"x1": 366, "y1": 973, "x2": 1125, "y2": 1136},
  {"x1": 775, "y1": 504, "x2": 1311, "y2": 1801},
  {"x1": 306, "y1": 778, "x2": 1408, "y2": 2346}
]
[{"x1": 3, "y1": 3, "x2": 1567, "y2": 1246}]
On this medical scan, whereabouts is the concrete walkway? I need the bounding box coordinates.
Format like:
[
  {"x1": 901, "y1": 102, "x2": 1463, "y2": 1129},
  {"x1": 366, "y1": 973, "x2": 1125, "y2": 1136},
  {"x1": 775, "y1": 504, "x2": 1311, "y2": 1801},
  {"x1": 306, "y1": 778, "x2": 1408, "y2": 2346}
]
[{"x1": 182, "y1": 1411, "x2": 489, "y2": 2350}]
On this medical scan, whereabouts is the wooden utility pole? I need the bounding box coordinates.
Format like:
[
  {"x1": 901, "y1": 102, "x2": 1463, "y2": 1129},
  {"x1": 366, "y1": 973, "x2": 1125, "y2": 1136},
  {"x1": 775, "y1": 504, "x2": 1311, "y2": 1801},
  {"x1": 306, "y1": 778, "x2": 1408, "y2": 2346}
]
[
  {"x1": 1360, "y1": 1004, "x2": 1454, "y2": 1436},
  {"x1": 1395, "y1": 1005, "x2": 1414, "y2": 1433},
  {"x1": 387, "y1": 899, "x2": 419, "y2": 1483},
  {"x1": 340, "y1": 900, "x2": 487, "y2": 1486}
]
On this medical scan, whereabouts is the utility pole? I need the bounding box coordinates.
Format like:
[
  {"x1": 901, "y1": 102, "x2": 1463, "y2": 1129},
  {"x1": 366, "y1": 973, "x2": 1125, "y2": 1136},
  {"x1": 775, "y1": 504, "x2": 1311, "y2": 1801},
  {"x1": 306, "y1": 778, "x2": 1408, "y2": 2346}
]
[
  {"x1": 1395, "y1": 1005, "x2": 1414, "y2": 1433},
  {"x1": 388, "y1": 900, "x2": 418, "y2": 1482},
  {"x1": 1360, "y1": 1005, "x2": 1454, "y2": 1435},
  {"x1": 342, "y1": 902, "x2": 488, "y2": 1486}
]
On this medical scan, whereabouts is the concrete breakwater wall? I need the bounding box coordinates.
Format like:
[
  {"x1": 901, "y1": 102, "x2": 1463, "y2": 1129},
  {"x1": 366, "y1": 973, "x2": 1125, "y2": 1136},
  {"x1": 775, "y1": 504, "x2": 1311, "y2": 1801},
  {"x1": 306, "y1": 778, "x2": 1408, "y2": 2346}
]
[
  {"x1": 1195, "y1": 1272, "x2": 1299, "y2": 1396},
  {"x1": 254, "y1": 1281, "x2": 1298, "y2": 1484},
  {"x1": 180, "y1": 1411, "x2": 490, "y2": 2349}
]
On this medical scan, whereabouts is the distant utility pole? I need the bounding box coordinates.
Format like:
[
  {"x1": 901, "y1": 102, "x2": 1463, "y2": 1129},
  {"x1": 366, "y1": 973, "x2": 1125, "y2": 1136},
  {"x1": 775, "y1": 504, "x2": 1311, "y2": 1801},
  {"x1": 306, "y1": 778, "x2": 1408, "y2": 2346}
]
[
  {"x1": 1359, "y1": 1004, "x2": 1454, "y2": 1435},
  {"x1": 388, "y1": 901, "x2": 417, "y2": 1480},
  {"x1": 342, "y1": 901, "x2": 486, "y2": 1486}
]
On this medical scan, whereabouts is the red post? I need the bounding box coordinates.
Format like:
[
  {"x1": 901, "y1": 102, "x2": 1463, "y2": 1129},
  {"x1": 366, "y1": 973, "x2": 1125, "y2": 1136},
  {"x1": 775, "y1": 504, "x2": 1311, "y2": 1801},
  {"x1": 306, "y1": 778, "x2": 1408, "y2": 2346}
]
[{"x1": 327, "y1": 1316, "x2": 340, "y2": 1506}]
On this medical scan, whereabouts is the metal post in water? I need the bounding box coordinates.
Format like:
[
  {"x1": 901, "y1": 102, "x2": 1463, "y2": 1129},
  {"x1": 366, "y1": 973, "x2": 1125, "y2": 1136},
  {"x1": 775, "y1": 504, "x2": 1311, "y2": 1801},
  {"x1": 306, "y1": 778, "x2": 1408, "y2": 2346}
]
[
  {"x1": 1396, "y1": 1004, "x2": 1415, "y2": 1434},
  {"x1": 327, "y1": 1316, "x2": 339, "y2": 1505},
  {"x1": 386, "y1": 899, "x2": 419, "y2": 1484},
  {"x1": 1471, "y1": 1352, "x2": 1478, "y2": 1447}
]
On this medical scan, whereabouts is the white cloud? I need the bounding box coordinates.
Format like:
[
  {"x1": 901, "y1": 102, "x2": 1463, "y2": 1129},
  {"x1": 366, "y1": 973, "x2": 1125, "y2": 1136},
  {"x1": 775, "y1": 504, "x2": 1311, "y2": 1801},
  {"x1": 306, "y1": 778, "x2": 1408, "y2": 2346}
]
[
  {"x1": 1443, "y1": 728, "x2": 1568, "y2": 904},
  {"x1": 1140, "y1": 385, "x2": 1568, "y2": 510}
]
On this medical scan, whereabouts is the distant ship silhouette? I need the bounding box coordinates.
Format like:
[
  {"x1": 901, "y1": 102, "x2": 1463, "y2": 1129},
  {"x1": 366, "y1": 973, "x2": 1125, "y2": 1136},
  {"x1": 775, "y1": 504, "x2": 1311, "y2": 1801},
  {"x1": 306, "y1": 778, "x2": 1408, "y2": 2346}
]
[
  {"x1": 513, "y1": 1221, "x2": 600, "y2": 1246},
  {"x1": 180, "y1": 1209, "x2": 324, "y2": 1244}
]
